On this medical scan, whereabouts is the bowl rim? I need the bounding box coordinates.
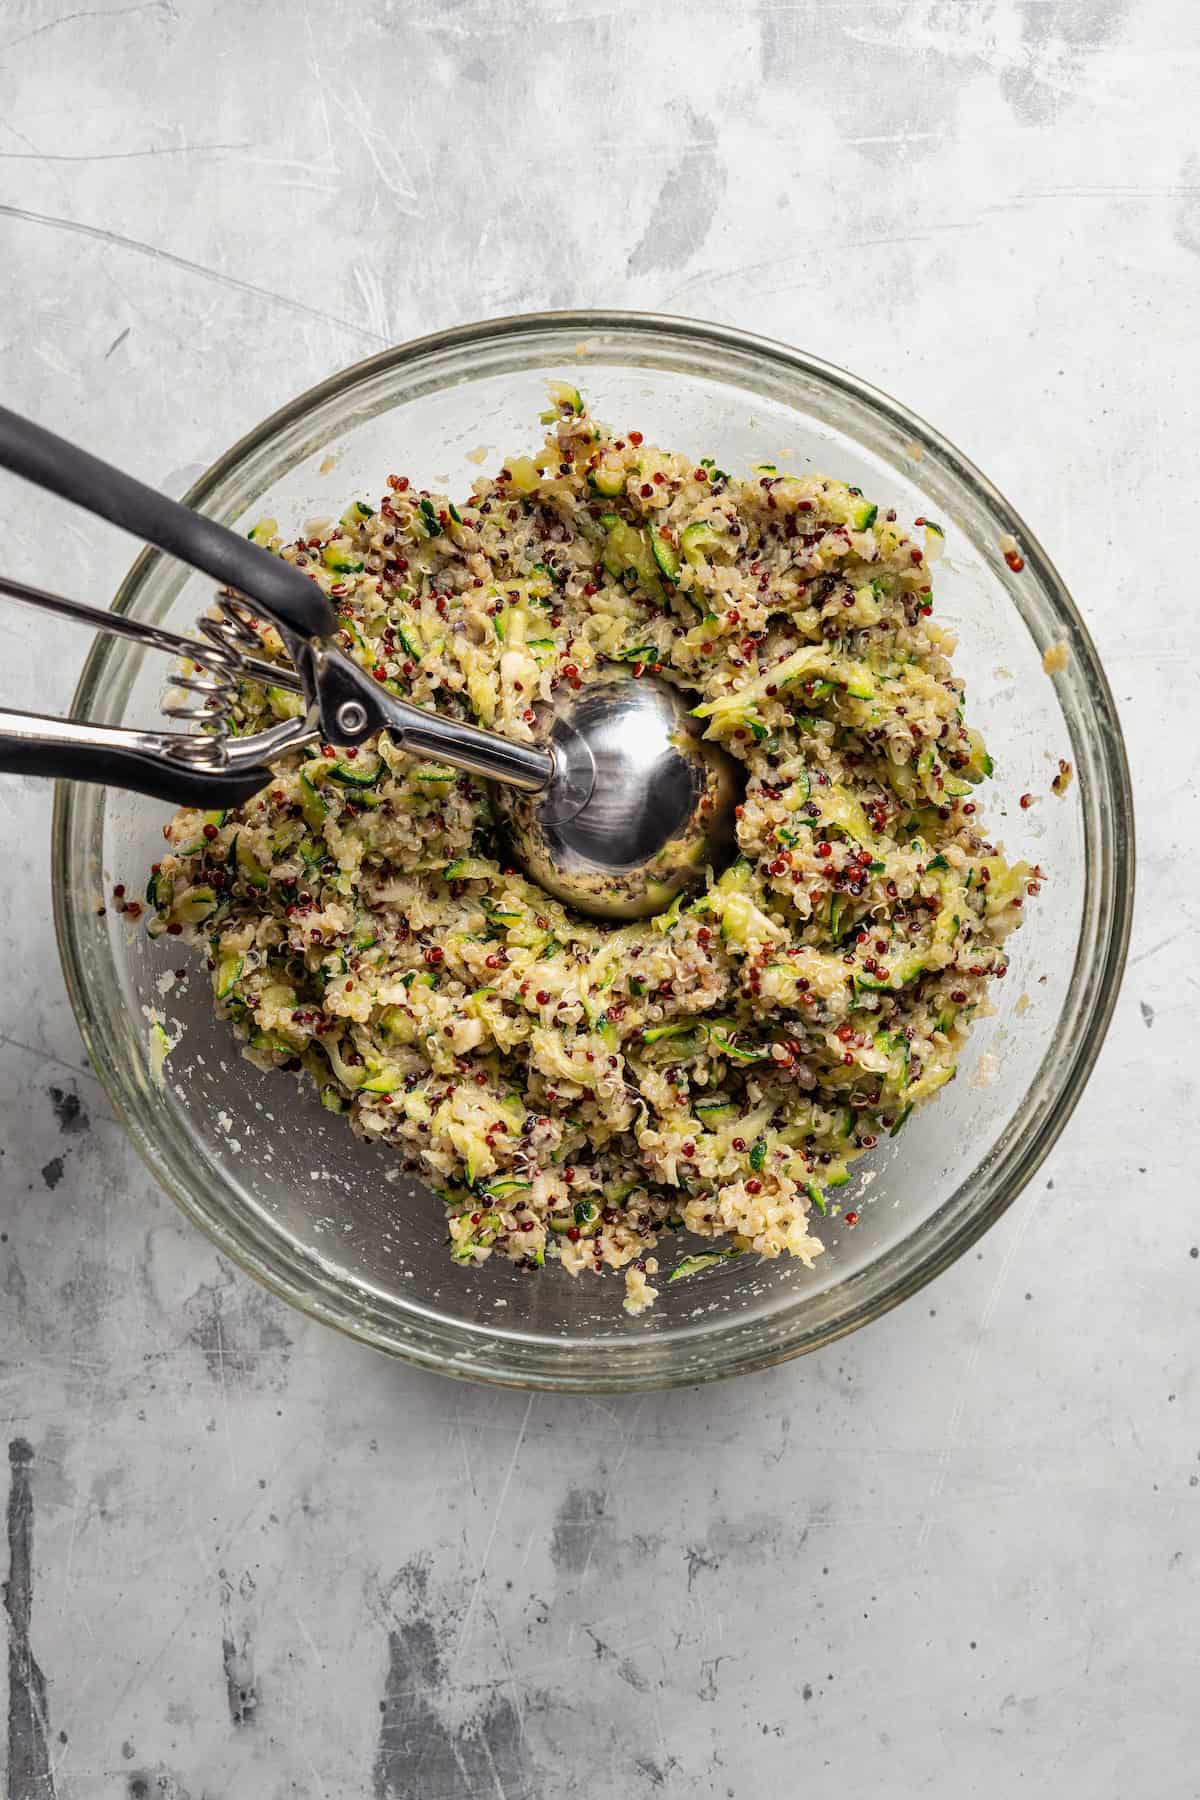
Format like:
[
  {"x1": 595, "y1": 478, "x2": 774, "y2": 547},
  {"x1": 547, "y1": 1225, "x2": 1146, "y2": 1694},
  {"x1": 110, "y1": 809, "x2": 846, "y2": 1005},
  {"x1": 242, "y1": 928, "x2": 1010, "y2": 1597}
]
[{"x1": 52, "y1": 307, "x2": 1136, "y2": 1390}]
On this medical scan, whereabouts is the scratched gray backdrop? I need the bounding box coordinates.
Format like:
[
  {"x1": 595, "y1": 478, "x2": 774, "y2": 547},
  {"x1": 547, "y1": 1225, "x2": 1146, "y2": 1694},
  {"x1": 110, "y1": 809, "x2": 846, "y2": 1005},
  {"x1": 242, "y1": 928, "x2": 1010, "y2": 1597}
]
[{"x1": 0, "y1": 1, "x2": 1190, "y2": 1796}]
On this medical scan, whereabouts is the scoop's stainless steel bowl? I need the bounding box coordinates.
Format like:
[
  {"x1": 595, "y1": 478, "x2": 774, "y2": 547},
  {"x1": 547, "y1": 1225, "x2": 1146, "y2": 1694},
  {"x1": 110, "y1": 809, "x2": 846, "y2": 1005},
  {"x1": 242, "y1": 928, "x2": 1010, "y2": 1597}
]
[{"x1": 496, "y1": 667, "x2": 742, "y2": 920}]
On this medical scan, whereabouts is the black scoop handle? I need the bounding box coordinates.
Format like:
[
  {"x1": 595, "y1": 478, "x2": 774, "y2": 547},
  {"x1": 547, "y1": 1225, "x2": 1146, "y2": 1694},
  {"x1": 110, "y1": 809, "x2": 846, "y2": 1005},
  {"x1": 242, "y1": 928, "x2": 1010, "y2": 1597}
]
[{"x1": 0, "y1": 404, "x2": 335, "y2": 642}]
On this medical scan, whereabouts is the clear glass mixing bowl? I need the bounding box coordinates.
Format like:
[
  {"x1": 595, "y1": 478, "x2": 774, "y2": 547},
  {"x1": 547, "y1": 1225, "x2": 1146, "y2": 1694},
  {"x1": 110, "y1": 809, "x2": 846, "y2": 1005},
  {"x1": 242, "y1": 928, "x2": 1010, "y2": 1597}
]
[{"x1": 52, "y1": 313, "x2": 1134, "y2": 1390}]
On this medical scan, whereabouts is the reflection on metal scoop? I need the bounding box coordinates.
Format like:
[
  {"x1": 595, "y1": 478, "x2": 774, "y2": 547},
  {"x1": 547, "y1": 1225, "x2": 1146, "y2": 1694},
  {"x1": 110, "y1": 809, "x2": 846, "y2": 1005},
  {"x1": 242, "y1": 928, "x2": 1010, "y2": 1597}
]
[{"x1": 493, "y1": 666, "x2": 743, "y2": 921}]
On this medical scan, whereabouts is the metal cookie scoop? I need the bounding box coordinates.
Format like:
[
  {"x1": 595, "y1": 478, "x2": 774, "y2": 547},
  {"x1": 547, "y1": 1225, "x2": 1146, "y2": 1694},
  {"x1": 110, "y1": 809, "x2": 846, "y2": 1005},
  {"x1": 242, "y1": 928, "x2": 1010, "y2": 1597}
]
[
  {"x1": 268, "y1": 643, "x2": 741, "y2": 921},
  {"x1": 491, "y1": 668, "x2": 740, "y2": 920},
  {"x1": 302, "y1": 642, "x2": 741, "y2": 921},
  {"x1": 0, "y1": 405, "x2": 741, "y2": 921}
]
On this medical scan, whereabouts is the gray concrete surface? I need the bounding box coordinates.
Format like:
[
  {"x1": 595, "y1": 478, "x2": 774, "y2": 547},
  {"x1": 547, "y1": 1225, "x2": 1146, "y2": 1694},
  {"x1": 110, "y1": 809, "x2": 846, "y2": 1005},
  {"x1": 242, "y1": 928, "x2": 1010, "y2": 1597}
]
[{"x1": 0, "y1": 1, "x2": 1191, "y2": 1794}]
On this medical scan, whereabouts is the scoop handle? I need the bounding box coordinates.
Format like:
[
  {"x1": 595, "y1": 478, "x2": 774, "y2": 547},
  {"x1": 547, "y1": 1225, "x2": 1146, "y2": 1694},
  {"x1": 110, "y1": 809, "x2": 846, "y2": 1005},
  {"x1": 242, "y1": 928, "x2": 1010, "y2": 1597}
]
[
  {"x1": 0, "y1": 710, "x2": 273, "y2": 807},
  {"x1": 0, "y1": 404, "x2": 336, "y2": 642},
  {"x1": 309, "y1": 642, "x2": 556, "y2": 793}
]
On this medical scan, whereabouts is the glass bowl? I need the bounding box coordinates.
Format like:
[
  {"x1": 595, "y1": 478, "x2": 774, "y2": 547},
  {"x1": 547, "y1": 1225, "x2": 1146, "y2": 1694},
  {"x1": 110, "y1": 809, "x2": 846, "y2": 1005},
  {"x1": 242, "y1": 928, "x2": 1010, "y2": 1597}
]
[{"x1": 52, "y1": 312, "x2": 1134, "y2": 1390}]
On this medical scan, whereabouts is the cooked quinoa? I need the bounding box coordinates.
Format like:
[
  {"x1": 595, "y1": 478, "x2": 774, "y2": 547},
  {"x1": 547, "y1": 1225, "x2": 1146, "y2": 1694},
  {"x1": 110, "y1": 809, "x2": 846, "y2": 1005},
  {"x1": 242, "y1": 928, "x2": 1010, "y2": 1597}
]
[{"x1": 146, "y1": 385, "x2": 1035, "y2": 1314}]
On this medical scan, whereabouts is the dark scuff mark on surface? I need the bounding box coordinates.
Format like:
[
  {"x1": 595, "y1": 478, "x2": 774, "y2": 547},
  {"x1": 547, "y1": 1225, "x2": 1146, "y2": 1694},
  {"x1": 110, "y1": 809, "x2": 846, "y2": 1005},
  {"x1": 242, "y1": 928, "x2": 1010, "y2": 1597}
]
[
  {"x1": 1002, "y1": 0, "x2": 1129, "y2": 126},
  {"x1": 187, "y1": 1277, "x2": 293, "y2": 1390},
  {"x1": 47, "y1": 1087, "x2": 88, "y2": 1134},
  {"x1": 5, "y1": 1438, "x2": 57, "y2": 1799},
  {"x1": 222, "y1": 1632, "x2": 257, "y2": 1726},
  {"x1": 698, "y1": 1655, "x2": 730, "y2": 1702},
  {"x1": 1140, "y1": 1000, "x2": 1154, "y2": 1027},
  {"x1": 583, "y1": 1628, "x2": 648, "y2": 1693},
  {"x1": 627, "y1": 106, "x2": 726, "y2": 277},
  {"x1": 104, "y1": 326, "x2": 131, "y2": 360},
  {"x1": 684, "y1": 1545, "x2": 718, "y2": 1590},
  {"x1": 636, "y1": 1755, "x2": 678, "y2": 1789},
  {"x1": 28, "y1": 1429, "x2": 71, "y2": 1512},
  {"x1": 375, "y1": 1638, "x2": 530, "y2": 1800},
  {"x1": 39, "y1": 1159, "x2": 64, "y2": 1191},
  {"x1": 88, "y1": 1465, "x2": 124, "y2": 1522},
  {"x1": 219, "y1": 1570, "x2": 259, "y2": 1726},
  {"x1": 127, "y1": 1772, "x2": 192, "y2": 1800},
  {"x1": 1175, "y1": 154, "x2": 1200, "y2": 256},
  {"x1": 707, "y1": 1511, "x2": 805, "y2": 1567},
  {"x1": 4, "y1": 1256, "x2": 29, "y2": 1315},
  {"x1": 373, "y1": 1560, "x2": 537, "y2": 1799},
  {"x1": 373, "y1": 1558, "x2": 441, "y2": 1688},
  {"x1": 54, "y1": 1260, "x2": 109, "y2": 1349},
  {"x1": 549, "y1": 1486, "x2": 608, "y2": 1574}
]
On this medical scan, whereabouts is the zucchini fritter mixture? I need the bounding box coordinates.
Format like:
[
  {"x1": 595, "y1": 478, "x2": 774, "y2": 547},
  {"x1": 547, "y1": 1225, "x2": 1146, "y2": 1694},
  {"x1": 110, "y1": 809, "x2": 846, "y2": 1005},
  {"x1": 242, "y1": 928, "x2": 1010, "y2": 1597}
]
[{"x1": 147, "y1": 387, "x2": 1033, "y2": 1313}]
